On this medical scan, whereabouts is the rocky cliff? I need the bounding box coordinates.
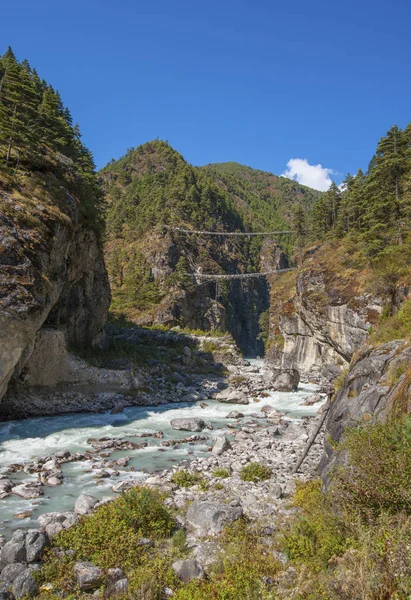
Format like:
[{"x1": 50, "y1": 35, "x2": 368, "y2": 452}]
[
  {"x1": 266, "y1": 241, "x2": 384, "y2": 380},
  {"x1": 319, "y1": 339, "x2": 411, "y2": 482},
  {"x1": 0, "y1": 175, "x2": 110, "y2": 404}
]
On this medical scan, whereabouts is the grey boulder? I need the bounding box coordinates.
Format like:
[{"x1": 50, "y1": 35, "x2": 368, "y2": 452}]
[
  {"x1": 0, "y1": 540, "x2": 26, "y2": 565},
  {"x1": 265, "y1": 369, "x2": 300, "y2": 392},
  {"x1": 74, "y1": 494, "x2": 99, "y2": 516},
  {"x1": 170, "y1": 418, "x2": 206, "y2": 432},
  {"x1": 25, "y1": 530, "x2": 49, "y2": 563},
  {"x1": 216, "y1": 390, "x2": 249, "y2": 405},
  {"x1": 211, "y1": 437, "x2": 231, "y2": 456},
  {"x1": 186, "y1": 501, "x2": 243, "y2": 536},
  {"x1": 74, "y1": 561, "x2": 104, "y2": 591},
  {"x1": 12, "y1": 568, "x2": 39, "y2": 599},
  {"x1": 172, "y1": 559, "x2": 204, "y2": 582},
  {"x1": 0, "y1": 563, "x2": 27, "y2": 585}
]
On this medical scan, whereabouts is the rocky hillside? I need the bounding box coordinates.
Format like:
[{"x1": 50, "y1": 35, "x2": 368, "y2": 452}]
[
  {"x1": 101, "y1": 141, "x2": 315, "y2": 355},
  {"x1": 0, "y1": 49, "x2": 110, "y2": 404}
]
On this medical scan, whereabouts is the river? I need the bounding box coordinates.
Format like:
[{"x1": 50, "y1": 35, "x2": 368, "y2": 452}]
[{"x1": 0, "y1": 360, "x2": 321, "y2": 537}]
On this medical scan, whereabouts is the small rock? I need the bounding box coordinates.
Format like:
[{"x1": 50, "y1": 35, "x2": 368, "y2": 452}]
[
  {"x1": 111, "y1": 401, "x2": 124, "y2": 415},
  {"x1": 74, "y1": 561, "x2": 104, "y2": 591},
  {"x1": 172, "y1": 559, "x2": 204, "y2": 582}
]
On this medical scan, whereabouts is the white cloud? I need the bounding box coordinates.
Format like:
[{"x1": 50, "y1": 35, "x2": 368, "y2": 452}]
[{"x1": 281, "y1": 158, "x2": 334, "y2": 192}]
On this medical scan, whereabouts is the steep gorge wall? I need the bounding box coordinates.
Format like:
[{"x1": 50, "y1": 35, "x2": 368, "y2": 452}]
[
  {"x1": 266, "y1": 243, "x2": 384, "y2": 380},
  {"x1": 0, "y1": 183, "x2": 110, "y2": 403},
  {"x1": 120, "y1": 230, "x2": 282, "y2": 355}
]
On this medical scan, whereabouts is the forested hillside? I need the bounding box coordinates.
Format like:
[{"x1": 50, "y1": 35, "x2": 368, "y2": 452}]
[
  {"x1": 0, "y1": 46, "x2": 103, "y2": 230},
  {"x1": 203, "y1": 161, "x2": 320, "y2": 237},
  {"x1": 100, "y1": 141, "x2": 317, "y2": 351}
]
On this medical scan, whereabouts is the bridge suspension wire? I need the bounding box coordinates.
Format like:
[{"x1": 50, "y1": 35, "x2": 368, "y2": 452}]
[
  {"x1": 165, "y1": 226, "x2": 294, "y2": 237},
  {"x1": 186, "y1": 268, "x2": 295, "y2": 281}
]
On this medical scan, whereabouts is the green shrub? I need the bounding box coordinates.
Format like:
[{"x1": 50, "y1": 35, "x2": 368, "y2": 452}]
[
  {"x1": 172, "y1": 529, "x2": 187, "y2": 550},
  {"x1": 239, "y1": 462, "x2": 271, "y2": 482},
  {"x1": 332, "y1": 417, "x2": 411, "y2": 517},
  {"x1": 174, "y1": 520, "x2": 280, "y2": 600},
  {"x1": 50, "y1": 487, "x2": 175, "y2": 570},
  {"x1": 212, "y1": 467, "x2": 231, "y2": 479},
  {"x1": 170, "y1": 470, "x2": 203, "y2": 488}
]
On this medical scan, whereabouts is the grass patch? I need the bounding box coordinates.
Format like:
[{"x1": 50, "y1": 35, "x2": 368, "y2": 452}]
[
  {"x1": 239, "y1": 462, "x2": 271, "y2": 483},
  {"x1": 212, "y1": 468, "x2": 231, "y2": 479},
  {"x1": 170, "y1": 470, "x2": 204, "y2": 488}
]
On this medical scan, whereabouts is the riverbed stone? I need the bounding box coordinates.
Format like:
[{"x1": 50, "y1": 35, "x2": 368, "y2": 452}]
[
  {"x1": 217, "y1": 390, "x2": 249, "y2": 405},
  {"x1": 11, "y1": 484, "x2": 43, "y2": 500},
  {"x1": 12, "y1": 568, "x2": 39, "y2": 599},
  {"x1": 211, "y1": 437, "x2": 231, "y2": 456},
  {"x1": 74, "y1": 494, "x2": 99, "y2": 515},
  {"x1": 226, "y1": 411, "x2": 244, "y2": 419},
  {"x1": 186, "y1": 501, "x2": 243, "y2": 536},
  {"x1": 25, "y1": 530, "x2": 49, "y2": 563},
  {"x1": 1, "y1": 540, "x2": 26, "y2": 564},
  {"x1": 0, "y1": 563, "x2": 26, "y2": 584},
  {"x1": 172, "y1": 559, "x2": 204, "y2": 582},
  {"x1": 0, "y1": 480, "x2": 12, "y2": 499},
  {"x1": 74, "y1": 561, "x2": 104, "y2": 591},
  {"x1": 170, "y1": 418, "x2": 206, "y2": 432}
]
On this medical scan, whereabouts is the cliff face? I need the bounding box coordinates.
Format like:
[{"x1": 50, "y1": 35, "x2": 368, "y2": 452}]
[
  {"x1": 266, "y1": 242, "x2": 383, "y2": 380},
  {"x1": 0, "y1": 178, "x2": 110, "y2": 403},
  {"x1": 319, "y1": 340, "x2": 411, "y2": 482}
]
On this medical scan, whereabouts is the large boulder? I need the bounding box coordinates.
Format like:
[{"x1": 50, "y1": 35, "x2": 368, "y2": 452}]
[
  {"x1": 12, "y1": 568, "x2": 39, "y2": 599},
  {"x1": 0, "y1": 540, "x2": 26, "y2": 565},
  {"x1": 172, "y1": 559, "x2": 204, "y2": 582},
  {"x1": 74, "y1": 494, "x2": 99, "y2": 516},
  {"x1": 74, "y1": 562, "x2": 104, "y2": 591},
  {"x1": 170, "y1": 418, "x2": 206, "y2": 432},
  {"x1": 320, "y1": 341, "x2": 411, "y2": 485},
  {"x1": 25, "y1": 530, "x2": 49, "y2": 563},
  {"x1": 11, "y1": 484, "x2": 43, "y2": 500},
  {"x1": 265, "y1": 369, "x2": 300, "y2": 392},
  {"x1": 0, "y1": 563, "x2": 26, "y2": 585},
  {"x1": 186, "y1": 501, "x2": 243, "y2": 536},
  {"x1": 216, "y1": 390, "x2": 249, "y2": 405},
  {"x1": 211, "y1": 436, "x2": 231, "y2": 456}
]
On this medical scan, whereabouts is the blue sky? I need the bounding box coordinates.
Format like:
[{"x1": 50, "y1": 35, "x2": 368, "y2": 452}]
[{"x1": 1, "y1": 0, "x2": 410, "y2": 189}]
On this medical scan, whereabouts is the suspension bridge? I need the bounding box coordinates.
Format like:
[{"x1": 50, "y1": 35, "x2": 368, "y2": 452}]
[
  {"x1": 164, "y1": 226, "x2": 294, "y2": 237},
  {"x1": 165, "y1": 225, "x2": 296, "y2": 283}
]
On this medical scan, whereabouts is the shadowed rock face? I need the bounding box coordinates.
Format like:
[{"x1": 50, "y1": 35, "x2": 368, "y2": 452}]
[
  {"x1": 0, "y1": 187, "x2": 110, "y2": 404},
  {"x1": 319, "y1": 340, "x2": 411, "y2": 485}
]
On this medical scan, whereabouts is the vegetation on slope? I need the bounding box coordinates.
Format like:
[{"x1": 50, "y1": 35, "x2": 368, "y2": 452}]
[
  {"x1": 202, "y1": 161, "x2": 320, "y2": 255},
  {"x1": 0, "y1": 47, "x2": 104, "y2": 232},
  {"x1": 101, "y1": 141, "x2": 319, "y2": 325}
]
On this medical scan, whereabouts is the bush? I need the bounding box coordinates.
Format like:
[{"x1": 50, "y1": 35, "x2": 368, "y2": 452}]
[
  {"x1": 50, "y1": 487, "x2": 175, "y2": 570},
  {"x1": 170, "y1": 470, "x2": 203, "y2": 488},
  {"x1": 332, "y1": 417, "x2": 411, "y2": 517},
  {"x1": 212, "y1": 468, "x2": 231, "y2": 479},
  {"x1": 240, "y1": 462, "x2": 271, "y2": 482},
  {"x1": 174, "y1": 520, "x2": 280, "y2": 600}
]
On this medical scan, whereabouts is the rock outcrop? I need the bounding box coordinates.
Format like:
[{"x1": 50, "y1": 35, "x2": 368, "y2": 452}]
[
  {"x1": 0, "y1": 183, "x2": 110, "y2": 404},
  {"x1": 266, "y1": 243, "x2": 383, "y2": 380},
  {"x1": 319, "y1": 340, "x2": 411, "y2": 483}
]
